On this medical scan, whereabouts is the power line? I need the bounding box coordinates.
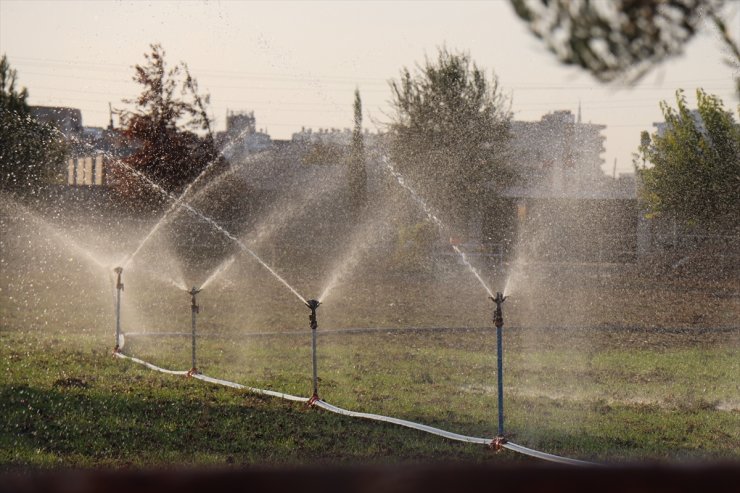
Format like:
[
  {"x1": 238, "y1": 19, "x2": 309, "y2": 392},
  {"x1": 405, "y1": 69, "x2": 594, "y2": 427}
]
[
  {"x1": 10, "y1": 56, "x2": 392, "y2": 84},
  {"x1": 12, "y1": 56, "x2": 736, "y2": 90}
]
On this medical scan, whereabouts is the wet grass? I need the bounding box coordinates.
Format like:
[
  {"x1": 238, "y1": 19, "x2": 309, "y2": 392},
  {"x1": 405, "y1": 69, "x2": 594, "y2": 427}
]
[
  {"x1": 1, "y1": 322, "x2": 738, "y2": 468},
  {"x1": 1, "y1": 251, "x2": 738, "y2": 468},
  {"x1": 0, "y1": 330, "x2": 510, "y2": 470},
  {"x1": 109, "y1": 322, "x2": 739, "y2": 465}
]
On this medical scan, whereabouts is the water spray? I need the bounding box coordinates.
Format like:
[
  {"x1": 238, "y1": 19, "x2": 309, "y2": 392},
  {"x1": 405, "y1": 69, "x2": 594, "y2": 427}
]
[
  {"x1": 490, "y1": 291, "x2": 507, "y2": 449},
  {"x1": 113, "y1": 267, "x2": 124, "y2": 353},
  {"x1": 379, "y1": 156, "x2": 494, "y2": 298},
  {"x1": 188, "y1": 287, "x2": 201, "y2": 376},
  {"x1": 306, "y1": 299, "x2": 321, "y2": 405}
]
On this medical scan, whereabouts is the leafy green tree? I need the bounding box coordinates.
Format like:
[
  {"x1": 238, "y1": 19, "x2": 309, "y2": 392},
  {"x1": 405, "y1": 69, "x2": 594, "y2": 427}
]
[
  {"x1": 348, "y1": 88, "x2": 367, "y2": 214},
  {"x1": 510, "y1": 0, "x2": 739, "y2": 91},
  {"x1": 636, "y1": 89, "x2": 739, "y2": 228},
  {"x1": 0, "y1": 55, "x2": 66, "y2": 196},
  {"x1": 388, "y1": 47, "x2": 513, "y2": 232},
  {"x1": 113, "y1": 44, "x2": 224, "y2": 208}
]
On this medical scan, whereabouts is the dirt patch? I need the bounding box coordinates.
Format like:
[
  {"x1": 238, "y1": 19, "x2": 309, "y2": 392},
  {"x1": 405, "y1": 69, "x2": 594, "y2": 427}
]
[{"x1": 53, "y1": 377, "x2": 89, "y2": 389}]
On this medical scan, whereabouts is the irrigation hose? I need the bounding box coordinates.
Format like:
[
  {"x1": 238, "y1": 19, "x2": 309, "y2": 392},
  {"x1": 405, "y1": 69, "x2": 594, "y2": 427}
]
[
  {"x1": 502, "y1": 441, "x2": 596, "y2": 466},
  {"x1": 113, "y1": 352, "x2": 190, "y2": 376},
  {"x1": 114, "y1": 351, "x2": 598, "y2": 466},
  {"x1": 191, "y1": 373, "x2": 309, "y2": 403},
  {"x1": 114, "y1": 352, "x2": 309, "y2": 402},
  {"x1": 312, "y1": 399, "x2": 489, "y2": 445},
  {"x1": 313, "y1": 400, "x2": 594, "y2": 466}
]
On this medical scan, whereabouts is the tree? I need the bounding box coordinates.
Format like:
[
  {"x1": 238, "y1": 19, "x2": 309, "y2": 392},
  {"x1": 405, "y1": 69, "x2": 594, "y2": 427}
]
[
  {"x1": 0, "y1": 55, "x2": 66, "y2": 196},
  {"x1": 113, "y1": 44, "x2": 224, "y2": 209},
  {"x1": 635, "y1": 89, "x2": 739, "y2": 229},
  {"x1": 388, "y1": 47, "x2": 513, "y2": 233},
  {"x1": 510, "y1": 0, "x2": 740, "y2": 91},
  {"x1": 348, "y1": 88, "x2": 368, "y2": 214},
  {"x1": 712, "y1": 13, "x2": 740, "y2": 95}
]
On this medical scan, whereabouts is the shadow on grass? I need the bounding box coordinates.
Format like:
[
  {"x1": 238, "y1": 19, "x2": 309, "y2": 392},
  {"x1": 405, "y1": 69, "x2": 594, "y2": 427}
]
[{"x1": 0, "y1": 380, "x2": 506, "y2": 469}]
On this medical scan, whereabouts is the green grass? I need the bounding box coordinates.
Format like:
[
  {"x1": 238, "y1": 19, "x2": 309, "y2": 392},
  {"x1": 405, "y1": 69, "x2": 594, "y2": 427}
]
[
  {"x1": 1, "y1": 330, "x2": 516, "y2": 470},
  {"x1": 4, "y1": 322, "x2": 729, "y2": 469},
  {"x1": 1, "y1": 245, "x2": 738, "y2": 469}
]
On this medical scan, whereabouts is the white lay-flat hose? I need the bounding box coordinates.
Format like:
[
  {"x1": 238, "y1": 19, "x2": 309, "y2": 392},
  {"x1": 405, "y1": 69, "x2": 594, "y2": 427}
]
[{"x1": 115, "y1": 352, "x2": 598, "y2": 466}]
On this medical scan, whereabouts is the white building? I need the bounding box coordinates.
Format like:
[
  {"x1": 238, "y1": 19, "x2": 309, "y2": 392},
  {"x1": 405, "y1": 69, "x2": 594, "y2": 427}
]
[
  {"x1": 67, "y1": 155, "x2": 107, "y2": 186},
  {"x1": 216, "y1": 110, "x2": 273, "y2": 157},
  {"x1": 507, "y1": 109, "x2": 609, "y2": 199}
]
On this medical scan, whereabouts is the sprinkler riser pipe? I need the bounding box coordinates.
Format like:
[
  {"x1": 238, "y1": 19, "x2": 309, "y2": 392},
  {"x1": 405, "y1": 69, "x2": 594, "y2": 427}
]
[
  {"x1": 496, "y1": 325, "x2": 504, "y2": 436},
  {"x1": 191, "y1": 309, "x2": 197, "y2": 370},
  {"x1": 490, "y1": 292, "x2": 506, "y2": 437},
  {"x1": 311, "y1": 324, "x2": 318, "y2": 397},
  {"x1": 114, "y1": 267, "x2": 123, "y2": 351},
  {"x1": 189, "y1": 287, "x2": 201, "y2": 372},
  {"x1": 115, "y1": 288, "x2": 122, "y2": 349},
  {"x1": 306, "y1": 300, "x2": 320, "y2": 398}
]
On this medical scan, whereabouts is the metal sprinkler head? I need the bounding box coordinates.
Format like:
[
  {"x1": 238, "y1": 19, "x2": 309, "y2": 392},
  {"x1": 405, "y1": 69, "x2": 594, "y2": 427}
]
[
  {"x1": 306, "y1": 299, "x2": 320, "y2": 331},
  {"x1": 190, "y1": 286, "x2": 201, "y2": 313},
  {"x1": 490, "y1": 291, "x2": 507, "y2": 328},
  {"x1": 305, "y1": 299, "x2": 320, "y2": 311},
  {"x1": 114, "y1": 266, "x2": 124, "y2": 291},
  {"x1": 490, "y1": 291, "x2": 506, "y2": 306}
]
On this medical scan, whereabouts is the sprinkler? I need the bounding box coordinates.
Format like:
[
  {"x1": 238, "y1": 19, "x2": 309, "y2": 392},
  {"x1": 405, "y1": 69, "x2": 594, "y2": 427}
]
[
  {"x1": 492, "y1": 291, "x2": 506, "y2": 329},
  {"x1": 490, "y1": 291, "x2": 507, "y2": 447},
  {"x1": 188, "y1": 286, "x2": 201, "y2": 376},
  {"x1": 113, "y1": 267, "x2": 124, "y2": 353},
  {"x1": 306, "y1": 299, "x2": 321, "y2": 404}
]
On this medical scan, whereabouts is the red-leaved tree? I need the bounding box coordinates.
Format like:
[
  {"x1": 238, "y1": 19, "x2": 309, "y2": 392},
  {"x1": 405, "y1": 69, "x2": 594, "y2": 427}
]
[{"x1": 112, "y1": 44, "x2": 224, "y2": 210}]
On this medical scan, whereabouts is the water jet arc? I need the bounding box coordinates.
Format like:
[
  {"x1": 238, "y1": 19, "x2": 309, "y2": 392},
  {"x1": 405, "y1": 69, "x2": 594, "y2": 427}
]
[
  {"x1": 111, "y1": 157, "x2": 307, "y2": 305},
  {"x1": 379, "y1": 156, "x2": 494, "y2": 298},
  {"x1": 124, "y1": 124, "x2": 258, "y2": 269}
]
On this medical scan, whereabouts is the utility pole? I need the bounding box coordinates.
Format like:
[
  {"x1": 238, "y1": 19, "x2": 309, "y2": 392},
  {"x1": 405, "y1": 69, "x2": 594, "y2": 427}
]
[{"x1": 108, "y1": 102, "x2": 114, "y2": 130}]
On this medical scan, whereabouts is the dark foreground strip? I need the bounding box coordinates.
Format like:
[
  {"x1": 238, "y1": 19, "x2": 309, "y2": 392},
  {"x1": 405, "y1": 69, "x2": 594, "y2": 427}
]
[{"x1": 3, "y1": 463, "x2": 739, "y2": 493}]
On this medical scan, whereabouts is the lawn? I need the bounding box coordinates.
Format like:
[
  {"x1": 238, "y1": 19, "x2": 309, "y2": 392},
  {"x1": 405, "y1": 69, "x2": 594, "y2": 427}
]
[
  {"x1": 1, "y1": 219, "x2": 738, "y2": 469},
  {"x1": 1, "y1": 330, "x2": 511, "y2": 469},
  {"x1": 2, "y1": 315, "x2": 737, "y2": 469}
]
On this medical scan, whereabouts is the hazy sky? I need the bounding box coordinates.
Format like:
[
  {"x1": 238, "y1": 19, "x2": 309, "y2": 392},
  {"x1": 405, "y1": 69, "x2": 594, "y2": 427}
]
[{"x1": 1, "y1": 0, "x2": 738, "y2": 174}]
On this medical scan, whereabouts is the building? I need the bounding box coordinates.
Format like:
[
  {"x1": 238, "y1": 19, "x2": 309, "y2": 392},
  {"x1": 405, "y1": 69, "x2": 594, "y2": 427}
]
[
  {"x1": 29, "y1": 106, "x2": 83, "y2": 139},
  {"x1": 66, "y1": 155, "x2": 108, "y2": 186},
  {"x1": 479, "y1": 109, "x2": 638, "y2": 263},
  {"x1": 652, "y1": 109, "x2": 705, "y2": 137},
  {"x1": 216, "y1": 110, "x2": 272, "y2": 157},
  {"x1": 30, "y1": 105, "x2": 133, "y2": 188},
  {"x1": 507, "y1": 109, "x2": 608, "y2": 198}
]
